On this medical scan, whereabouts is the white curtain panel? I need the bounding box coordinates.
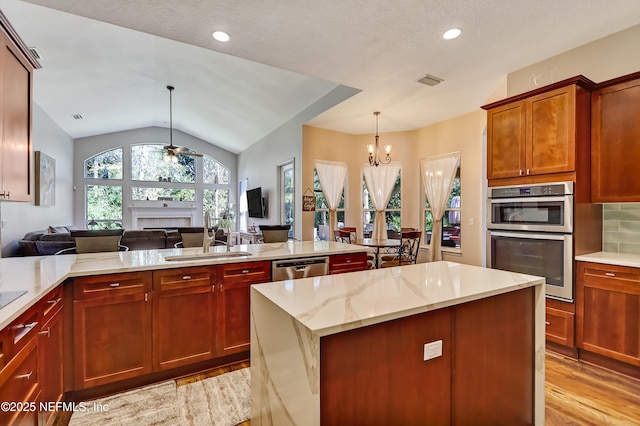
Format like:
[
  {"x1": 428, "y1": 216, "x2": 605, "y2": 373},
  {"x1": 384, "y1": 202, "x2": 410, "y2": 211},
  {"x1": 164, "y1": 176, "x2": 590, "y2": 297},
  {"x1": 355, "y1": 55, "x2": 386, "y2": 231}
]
[
  {"x1": 314, "y1": 160, "x2": 348, "y2": 235},
  {"x1": 420, "y1": 153, "x2": 460, "y2": 262},
  {"x1": 363, "y1": 164, "x2": 401, "y2": 240}
]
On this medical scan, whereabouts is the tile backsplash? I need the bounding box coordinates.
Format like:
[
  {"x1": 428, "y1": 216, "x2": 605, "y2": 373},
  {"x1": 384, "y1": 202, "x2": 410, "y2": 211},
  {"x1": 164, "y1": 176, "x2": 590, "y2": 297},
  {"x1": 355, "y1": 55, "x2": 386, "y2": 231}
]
[{"x1": 602, "y1": 203, "x2": 640, "y2": 254}]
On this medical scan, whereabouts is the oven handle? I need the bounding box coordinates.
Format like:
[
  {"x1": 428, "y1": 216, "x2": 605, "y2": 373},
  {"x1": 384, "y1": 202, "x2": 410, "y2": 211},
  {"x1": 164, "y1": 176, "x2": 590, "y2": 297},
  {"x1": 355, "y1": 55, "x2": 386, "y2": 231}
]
[
  {"x1": 489, "y1": 195, "x2": 572, "y2": 204},
  {"x1": 488, "y1": 231, "x2": 569, "y2": 240}
]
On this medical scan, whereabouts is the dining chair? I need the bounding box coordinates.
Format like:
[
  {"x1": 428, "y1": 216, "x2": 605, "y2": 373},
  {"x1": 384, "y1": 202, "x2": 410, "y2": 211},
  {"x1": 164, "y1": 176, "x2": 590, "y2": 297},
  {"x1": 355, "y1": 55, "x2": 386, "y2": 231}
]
[
  {"x1": 259, "y1": 225, "x2": 291, "y2": 243},
  {"x1": 175, "y1": 227, "x2": 206, "y2": 248},
  {"x1": 334, "y1": 229, "x2": 352, "y2": 244},
  {"x1": 380, "y1": 231, "x2": 422, "y2": 267},
  {"x1": 56, "y1": 229, "x2": 127, "y2": 254},
  {"x1": 341, "y1": 226, "x2": 357, "y2": 242}
]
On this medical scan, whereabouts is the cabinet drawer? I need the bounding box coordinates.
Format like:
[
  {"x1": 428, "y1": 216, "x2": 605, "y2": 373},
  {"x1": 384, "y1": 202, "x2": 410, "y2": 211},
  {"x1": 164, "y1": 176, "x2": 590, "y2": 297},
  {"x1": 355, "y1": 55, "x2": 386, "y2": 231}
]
[
  {"x1": 329, "y1": 253, "x2": 368, "y2": 274},
  {"x1": 40, "y1": 285, "x2": 63, "y2": 322},
  {"x1": 8, "y1": 305, "x2": 40, "y2": 358},
  {"x1": 153, "y1": 266, "x2": 215, "y2": 292},
  {"x1": 0, "y1": 337, "x2": 39, "y2": 426},
  {"x1": 545, "y1": 307, "x2": 575, "y2": 347},
  {"x1": 74, "y1": 272, "x2": 152, "y2": 299},
  {"x1": 584, "y1": 267, "x2": 640, "y2": 287},
  {"x1": 218, "y1": 261, "x2": 271, "y2": 284}
]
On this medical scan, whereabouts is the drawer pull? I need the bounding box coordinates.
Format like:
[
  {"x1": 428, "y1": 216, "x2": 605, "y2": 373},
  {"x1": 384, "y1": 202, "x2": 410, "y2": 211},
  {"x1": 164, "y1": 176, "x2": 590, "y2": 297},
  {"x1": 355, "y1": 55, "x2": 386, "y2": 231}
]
[
  {"x1": 15, "y1": 371, "x2": 33, "y2": 380},
  {"x1": 39, "y1": 327, "x2": 51, "y2": 337},
  {"x1": 346, "y1": 259, "x2": 352, "y2": 263},
  {"x1": 605, "y1": 272, "x2": 616, "y2": 277},
  {"x1": 242, "y1": 269, "x2": 249, "y2": 274},
  {"x1": 109, "y1": 282, "x2": 120, "y2": 287},
  {"x1": 545, "y1": 321, "x2": 550, "y2": 326},
  {"x1": 47, "y1": 298, "x2": 61, "y2": 304},
  {"x1": 526, "y1": 168, "x2": 530, "y2": 175},
  {"x1": 182, "y1": 275, "x2": 192, "y2": 280},
  {"x1": 15, "y1": 321, "x2": 38, "y2": 330}
]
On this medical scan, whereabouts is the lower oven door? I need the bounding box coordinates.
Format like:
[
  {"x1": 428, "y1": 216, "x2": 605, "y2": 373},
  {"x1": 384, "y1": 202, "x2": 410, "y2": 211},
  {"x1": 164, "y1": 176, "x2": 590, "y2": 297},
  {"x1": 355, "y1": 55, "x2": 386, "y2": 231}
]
[{"x1": 487, "y1": 231, "x2": 573, "y2": 301}]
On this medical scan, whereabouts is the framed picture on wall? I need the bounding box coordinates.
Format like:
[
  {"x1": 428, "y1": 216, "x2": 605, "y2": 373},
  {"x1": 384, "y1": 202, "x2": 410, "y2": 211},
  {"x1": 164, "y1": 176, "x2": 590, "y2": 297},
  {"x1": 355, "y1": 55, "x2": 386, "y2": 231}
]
[{"x1": 35, "y1": 151, "x2": 55, "y2": 206}]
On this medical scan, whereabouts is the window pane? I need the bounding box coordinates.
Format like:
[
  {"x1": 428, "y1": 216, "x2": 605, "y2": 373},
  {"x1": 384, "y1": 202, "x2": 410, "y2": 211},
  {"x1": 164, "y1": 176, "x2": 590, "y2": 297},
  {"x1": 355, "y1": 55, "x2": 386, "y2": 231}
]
[
  {"x1": 86, "y1": 185, "x2": 122, "y2": 229},
  {"x1": 131, "y1": 144, "x2": 195, "y2": 183},
  {"x1": 283, "y1": 166, "x2": 294, "y2": 226},
  {"x1": 387, "y1": 174, "x2": 401, "y2": 209},
  {"x1": 85, "y1": 148, "x2": 123, "y2": 179},
  {"x1": 424, "y1": 209, "x2": 461, "y2": 249},
  {"x1": 132, "y1": 187, "x2": 196, "y2": 202},
  {"x1": 385, "y1": 211, "x2": 401, "y2": 232},
  {"x1": 314, "y1": 168, "x2": 343, "y2": 209},
  {"x1": 203, "y1": 156, "x2": 230, "y2": 184},
  {"x1": 203, "y1": 189, "x2": 230, "y2": 220}
]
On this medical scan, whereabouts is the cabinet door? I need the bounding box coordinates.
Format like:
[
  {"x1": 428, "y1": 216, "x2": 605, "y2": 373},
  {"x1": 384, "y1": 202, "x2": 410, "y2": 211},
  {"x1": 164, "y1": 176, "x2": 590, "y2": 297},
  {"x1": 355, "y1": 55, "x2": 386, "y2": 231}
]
[
  {"x1": 38, "y1": 306, "x2": 63, "y2": 426},
  {"x1": 528, "y1": 85, "x2": 576, "y2": 175},
  {"x1": 591, "y1": 77, "x2": 640, "y2": 202},
  {"x1": 73, "y1": 292, "x2": 152, "y2": 389},
  {"x1": 153, "y1": 284, "x2": 216, "y2": 371},
  {"x1": 576, "y1": 263, "x2": 640, "y2": 366},
  {"x1": 217, "y1": 261, "x2": 270, "y2": 356},
  {"x1": 487, "y1": 100, "x2": 526, "y2": 179},
  {"x1": 0, "y1": 337, "x2": 39, "y2": 426},
  {"x1": 329, "y1": 253, "x2": 368, "y2": 274},
  {"x1": 0, "y1": 31, "x2": 33, "y2": 202}
]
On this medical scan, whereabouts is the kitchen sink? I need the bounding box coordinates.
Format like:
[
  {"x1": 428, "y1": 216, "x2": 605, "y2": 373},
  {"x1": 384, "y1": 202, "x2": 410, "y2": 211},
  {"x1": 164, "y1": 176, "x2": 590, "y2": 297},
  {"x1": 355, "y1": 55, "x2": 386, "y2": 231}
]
[{"x1": 164, "y1": 251, "x2": 253, "y2": 261}]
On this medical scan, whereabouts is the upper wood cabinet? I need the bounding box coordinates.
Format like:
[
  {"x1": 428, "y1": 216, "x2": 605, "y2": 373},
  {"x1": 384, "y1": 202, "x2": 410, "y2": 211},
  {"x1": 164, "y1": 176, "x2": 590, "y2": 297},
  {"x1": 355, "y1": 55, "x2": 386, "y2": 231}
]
[
  {"x1": 0, "y1": 12, "x2": 40, "y2": 202},
  {"x1": 591, "y1": 71, "x2": 640, "y2": 202},
  {"x1": 483, "y1": 76, "x2": 593, "y2": 182}
]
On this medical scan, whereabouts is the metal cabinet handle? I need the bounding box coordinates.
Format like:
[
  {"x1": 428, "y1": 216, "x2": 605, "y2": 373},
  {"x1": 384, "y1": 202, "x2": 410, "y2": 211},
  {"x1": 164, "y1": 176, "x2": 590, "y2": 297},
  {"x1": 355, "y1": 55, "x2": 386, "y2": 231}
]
[
  {"x1": 346, "y1": 259, "x2": 352, "y2": 263},
  {"x1": 519, "y1": 170, "x2": 523, "y2": 176},
  {"x1": 47, "y1": 298, "x2": 61, "y2": 304},
  {"x1": 182, "y1": 275, "x2": 192, "y2": 280},
  {"x1": 526, "y1": 168, "x2": 530, "y2": 175},
  {"x1": 605, "y1": 272, "x2": 616, "y2": 277},
  {"x1": 109, "y1": 282, "x2": 120, "y2": 287},
  {"x1": 545, "y1": 321, "x2": 550, "y2": 326},
  {"x1": 38, "y1": 327, "x2": 51, "y2": 337},
  {"x1": 16, "y1": 322, "x2": 37, "y2": 330},
  {"x1": 15, "y1": 371, "x2": 33, "y2": 380},
  {"x1": 242, "y1": 269, "x2": 249, "y2": 274}
]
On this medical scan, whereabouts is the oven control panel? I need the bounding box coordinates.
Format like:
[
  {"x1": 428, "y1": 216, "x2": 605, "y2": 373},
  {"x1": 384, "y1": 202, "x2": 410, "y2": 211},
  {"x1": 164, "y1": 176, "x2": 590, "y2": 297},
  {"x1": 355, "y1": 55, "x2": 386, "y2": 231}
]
[{"x1": 490, "y1": 182, "x2": 573, "y2": 198}]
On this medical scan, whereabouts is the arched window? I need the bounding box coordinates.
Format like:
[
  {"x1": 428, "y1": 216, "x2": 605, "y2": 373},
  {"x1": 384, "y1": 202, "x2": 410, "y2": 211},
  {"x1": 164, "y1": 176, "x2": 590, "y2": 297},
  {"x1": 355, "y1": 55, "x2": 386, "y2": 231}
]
[
  {"x1": 131, "y1": 144, "x2": 195, "y2": 183},
  {"x1": 85, "y1": 147, "x2": 123, "y2": 179}
]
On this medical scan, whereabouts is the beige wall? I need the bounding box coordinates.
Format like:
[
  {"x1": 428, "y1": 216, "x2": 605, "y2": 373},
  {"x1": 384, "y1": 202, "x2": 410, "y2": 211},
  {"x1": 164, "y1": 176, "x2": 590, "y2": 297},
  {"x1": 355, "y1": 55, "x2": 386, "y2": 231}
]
[{"x1": 302, "y1": 110, "x2": 487, "y2": 266}]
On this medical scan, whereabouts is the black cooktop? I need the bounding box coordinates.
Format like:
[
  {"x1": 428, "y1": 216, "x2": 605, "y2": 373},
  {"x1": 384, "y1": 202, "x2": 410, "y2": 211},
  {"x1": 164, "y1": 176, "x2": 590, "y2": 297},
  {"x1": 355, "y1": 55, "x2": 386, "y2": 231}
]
[{"x1": 0, "y1": 290, "x2": 27, "y2": 308}]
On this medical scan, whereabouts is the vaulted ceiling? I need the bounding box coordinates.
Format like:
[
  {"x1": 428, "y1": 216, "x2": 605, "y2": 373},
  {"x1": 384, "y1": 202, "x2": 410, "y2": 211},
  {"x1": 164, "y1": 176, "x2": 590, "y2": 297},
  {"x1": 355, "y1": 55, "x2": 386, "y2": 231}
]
[{"x1": 2, "y1": 0, "x2": 640, "y2": 153}]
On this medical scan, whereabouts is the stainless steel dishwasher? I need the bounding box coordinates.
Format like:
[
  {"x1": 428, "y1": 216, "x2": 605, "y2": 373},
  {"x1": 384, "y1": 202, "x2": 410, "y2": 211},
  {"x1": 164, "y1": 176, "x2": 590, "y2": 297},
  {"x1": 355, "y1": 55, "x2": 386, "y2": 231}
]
[{"x1": 272, "y1": 256, "x2": 329, "y2": 280}]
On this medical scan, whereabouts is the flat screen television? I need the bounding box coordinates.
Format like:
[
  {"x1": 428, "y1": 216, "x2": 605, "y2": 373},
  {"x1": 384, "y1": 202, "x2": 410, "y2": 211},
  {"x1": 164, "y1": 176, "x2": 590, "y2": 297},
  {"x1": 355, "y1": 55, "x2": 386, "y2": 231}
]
[{"x1": 247, "y1": 187, "x2": 265, "y2": 218}]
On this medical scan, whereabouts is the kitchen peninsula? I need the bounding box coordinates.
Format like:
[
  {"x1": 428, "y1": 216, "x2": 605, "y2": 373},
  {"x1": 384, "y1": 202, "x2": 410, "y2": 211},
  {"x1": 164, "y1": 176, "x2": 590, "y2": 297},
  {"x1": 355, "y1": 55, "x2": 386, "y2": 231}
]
[
  {"x1": 251, "y1": 261, "x2": 546, "y2": 425},
  {"x1": 0, "y1": 241, "x2": 368, "y2": 424}
]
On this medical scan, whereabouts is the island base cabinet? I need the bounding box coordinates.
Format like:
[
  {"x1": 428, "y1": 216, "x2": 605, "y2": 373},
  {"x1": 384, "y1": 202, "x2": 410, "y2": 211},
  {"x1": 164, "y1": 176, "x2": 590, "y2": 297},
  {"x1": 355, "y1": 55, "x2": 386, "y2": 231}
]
[
  {"x1": 38, "y1": 297, "x2": 64, "y2": 426},
  {"x1": 73, "y1": 293, "x2": 152, "y2": 389},
  {"x1": 320, "y1": 287, "x2": 534, "y2": 425},
  {"x1": 0, "y1": 337, "x2": 40, "y2": 426}
]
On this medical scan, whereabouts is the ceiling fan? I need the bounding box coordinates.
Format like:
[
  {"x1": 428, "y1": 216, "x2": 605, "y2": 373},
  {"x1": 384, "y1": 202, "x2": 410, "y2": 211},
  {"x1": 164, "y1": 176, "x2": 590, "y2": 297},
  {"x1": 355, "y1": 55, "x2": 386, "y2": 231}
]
[{"x1": 163, "y1": 85, "x2": 203, "y2": 162}]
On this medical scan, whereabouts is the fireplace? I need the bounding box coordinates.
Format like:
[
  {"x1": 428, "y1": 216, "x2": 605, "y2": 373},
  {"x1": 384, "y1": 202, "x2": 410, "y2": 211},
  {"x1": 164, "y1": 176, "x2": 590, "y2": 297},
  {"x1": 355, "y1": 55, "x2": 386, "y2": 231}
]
[{"x1": 129, "y1": 206, "x2": 198, "y2": 230}]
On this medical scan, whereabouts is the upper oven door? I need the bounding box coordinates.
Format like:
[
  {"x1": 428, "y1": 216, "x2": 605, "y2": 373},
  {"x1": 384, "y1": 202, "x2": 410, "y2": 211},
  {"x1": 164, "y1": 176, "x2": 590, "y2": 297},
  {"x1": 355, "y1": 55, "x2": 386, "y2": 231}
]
[{"x1": 487, "y1": 194, "x2": 573, "y2": 233}]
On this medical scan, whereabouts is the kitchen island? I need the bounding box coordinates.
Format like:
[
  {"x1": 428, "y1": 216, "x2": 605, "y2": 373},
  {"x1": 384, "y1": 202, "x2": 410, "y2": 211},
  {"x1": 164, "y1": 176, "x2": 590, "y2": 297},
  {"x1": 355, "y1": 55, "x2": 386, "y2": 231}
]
[{"x1": 251, "y1": 261, "x2": 546, "y2": 425}]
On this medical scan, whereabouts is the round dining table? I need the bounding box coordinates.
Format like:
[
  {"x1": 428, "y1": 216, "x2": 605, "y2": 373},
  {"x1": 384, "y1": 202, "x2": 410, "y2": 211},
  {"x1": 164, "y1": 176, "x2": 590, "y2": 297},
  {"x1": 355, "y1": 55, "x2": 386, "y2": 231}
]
[{"x1": 354, "y1": 238, "x2": 401, "y2": 269}]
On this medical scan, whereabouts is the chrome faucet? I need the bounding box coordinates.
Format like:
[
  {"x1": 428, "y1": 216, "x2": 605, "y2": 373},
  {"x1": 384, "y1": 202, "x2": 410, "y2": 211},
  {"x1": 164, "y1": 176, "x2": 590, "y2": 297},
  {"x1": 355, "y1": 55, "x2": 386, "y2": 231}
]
[{"x1": 203, "y1": 212, "x2": 217, "y2": 253}]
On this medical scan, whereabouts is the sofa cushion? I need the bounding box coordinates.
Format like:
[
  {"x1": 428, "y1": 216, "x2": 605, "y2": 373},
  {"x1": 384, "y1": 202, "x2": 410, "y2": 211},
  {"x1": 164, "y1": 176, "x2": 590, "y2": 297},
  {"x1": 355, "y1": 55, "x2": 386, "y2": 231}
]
[
  {"x1": 48, "y1": 225, "x2": 69, "y2": 233},
  {"x1": 18, "y1": 240, "x2": 39, "y2": 256},
  {"x1": 39, "y1": 233, "x2": 73, "y2": 242},
  {"x1": 35, "y1": 240, "x2": 76, "y2": 256},
  {"x1": 121, "y1": 230, "x2": 167, "y2": 251}
]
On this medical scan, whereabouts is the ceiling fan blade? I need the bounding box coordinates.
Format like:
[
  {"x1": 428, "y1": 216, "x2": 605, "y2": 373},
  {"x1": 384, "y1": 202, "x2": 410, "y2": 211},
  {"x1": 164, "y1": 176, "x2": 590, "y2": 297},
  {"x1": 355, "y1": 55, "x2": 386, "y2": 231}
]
[{"x1": 181, "y1": 152, "x2": 204, "y2": 157}]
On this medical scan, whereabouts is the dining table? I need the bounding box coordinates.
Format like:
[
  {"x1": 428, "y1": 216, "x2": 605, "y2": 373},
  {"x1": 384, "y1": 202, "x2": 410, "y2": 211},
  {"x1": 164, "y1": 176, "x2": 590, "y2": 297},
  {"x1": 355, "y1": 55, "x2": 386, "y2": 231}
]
[{"x1": 354, "y1": 238, "x2": 401, "y2": 269}]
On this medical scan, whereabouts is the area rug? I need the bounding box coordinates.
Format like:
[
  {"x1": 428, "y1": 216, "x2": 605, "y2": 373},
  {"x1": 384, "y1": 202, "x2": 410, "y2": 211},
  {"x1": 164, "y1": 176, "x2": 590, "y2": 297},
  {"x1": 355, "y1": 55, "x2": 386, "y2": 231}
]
[
  {"x1": 177, "y1": 367, "x2": 251, "y2": 426},
  {"x1": 69, "y1": 380, "x2": 180, "y2": 425},
  {"x1": 68, "y1": 368, "x2": 251, "y2": 426}
]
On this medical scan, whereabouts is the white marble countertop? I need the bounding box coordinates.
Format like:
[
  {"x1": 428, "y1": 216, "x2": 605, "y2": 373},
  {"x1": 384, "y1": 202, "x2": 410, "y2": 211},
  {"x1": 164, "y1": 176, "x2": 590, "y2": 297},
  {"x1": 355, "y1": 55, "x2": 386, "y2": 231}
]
[
  {"x1": 0, "y1": 241, "x2": 366, "y2": 329},
  {"x1": 252, "y1": 261, "x2": 545, "y2": 337},
  {"x1": 575, "y1": 251, "x2": 640, "y2": 268}
]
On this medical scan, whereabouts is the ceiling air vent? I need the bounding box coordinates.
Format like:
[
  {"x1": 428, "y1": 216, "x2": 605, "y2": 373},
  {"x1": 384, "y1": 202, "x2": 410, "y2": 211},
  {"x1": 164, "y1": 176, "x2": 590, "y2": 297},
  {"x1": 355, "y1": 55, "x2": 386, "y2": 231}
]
[
  {"x1": 28, "y1": 47, "x2": 42, "y2": 61},
  {"x1": 72, "y1": 114, "x2": 83, "y2": 120},
  {"x1": 418, "y1": 74, "x2": 444, "y2": 87}
]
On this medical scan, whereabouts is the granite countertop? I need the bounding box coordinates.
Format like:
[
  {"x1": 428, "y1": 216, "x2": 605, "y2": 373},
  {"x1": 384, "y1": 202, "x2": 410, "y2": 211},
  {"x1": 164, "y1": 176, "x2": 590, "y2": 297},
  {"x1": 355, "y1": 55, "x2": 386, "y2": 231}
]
[
  {"x1": 252, "y1": 260, "x2": 545, "y2": 337},
  {"x1": 0, "y1": 241, "x2": 366, "y2": 329},
  {"x1": 575, "y1": 251, "x2": 640, "y2": 268}
]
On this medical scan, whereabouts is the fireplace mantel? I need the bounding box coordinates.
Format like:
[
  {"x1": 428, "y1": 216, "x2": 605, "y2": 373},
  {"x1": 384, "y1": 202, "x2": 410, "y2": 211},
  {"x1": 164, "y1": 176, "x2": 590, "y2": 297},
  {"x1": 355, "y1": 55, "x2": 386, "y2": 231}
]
[{"x1": 129, "y1": 205, "x2": 198, "y2": 229}]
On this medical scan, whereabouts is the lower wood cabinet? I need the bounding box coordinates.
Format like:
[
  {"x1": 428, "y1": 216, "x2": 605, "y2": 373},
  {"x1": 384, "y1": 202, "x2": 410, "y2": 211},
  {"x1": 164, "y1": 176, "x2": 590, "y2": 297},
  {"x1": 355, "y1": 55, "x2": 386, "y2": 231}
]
[
  {"x1": 576, "y1": 261, "x2": 640, "y2": 366},
  {"x1": 0, "y1": 337, "x2": 39, "y2": 425},
  {"x1": 38, "y1": 287, "x2": 64, "y2": 426},
  {"x1": 73, "y1": 272, "x2": 153, "y2": 389},
  {"x1": 545, "y1": 298, "x2": 575, "y2": 348},
  {"x1": 328, "y1": 253, "x2": 368, "y2": 274},
  {"x1": 152, "y1": 267, "x2": 217, "y2": 371},
  {"x1": 217, "y1": 261, "x2": 271, "y2": 356}
]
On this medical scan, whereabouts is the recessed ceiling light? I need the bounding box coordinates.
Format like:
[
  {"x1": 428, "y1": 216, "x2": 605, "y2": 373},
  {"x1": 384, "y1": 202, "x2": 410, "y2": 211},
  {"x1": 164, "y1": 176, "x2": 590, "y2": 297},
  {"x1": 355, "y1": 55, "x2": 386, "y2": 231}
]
[
  {"x1": 443, "y1": 28, "x2": 461, "y2": 40},
  {"x1": 212, "y1": 31, "x2": 230, "y2": 42}
]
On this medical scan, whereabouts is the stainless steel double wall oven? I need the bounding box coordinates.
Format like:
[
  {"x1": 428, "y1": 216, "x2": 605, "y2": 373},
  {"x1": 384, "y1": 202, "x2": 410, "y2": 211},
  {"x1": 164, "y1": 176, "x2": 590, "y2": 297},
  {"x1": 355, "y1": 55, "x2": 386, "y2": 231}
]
[{"x1": 487, "y1": 181, "x2": 574, "y2": 301}]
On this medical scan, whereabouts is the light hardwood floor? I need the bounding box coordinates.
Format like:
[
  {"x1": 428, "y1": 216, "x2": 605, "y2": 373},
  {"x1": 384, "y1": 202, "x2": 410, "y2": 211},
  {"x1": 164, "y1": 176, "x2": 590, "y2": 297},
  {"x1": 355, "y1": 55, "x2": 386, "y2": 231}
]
[{"x1": 55, "y1": 352, "x2": 638, "y2": 425}]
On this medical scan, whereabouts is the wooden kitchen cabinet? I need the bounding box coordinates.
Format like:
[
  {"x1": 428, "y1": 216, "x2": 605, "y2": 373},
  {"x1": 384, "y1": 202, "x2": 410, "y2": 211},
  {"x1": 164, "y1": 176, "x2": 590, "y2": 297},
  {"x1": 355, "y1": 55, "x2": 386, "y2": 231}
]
[
  {"x1": 38, "y1": 286, "x2": 64, "y2": 426},
  {"x1": 217, "y1": 261, "x2": 270, "y2": 356},
  {"x1": 545, "y1": 298, "x2": 575, "y2": 349},
  {"x1": 329, "y1": 252, "x2": 368, "y2": 274},
  {"x1": 73, "y1": 272, "x2": 153, "y2": 389},
  {"x1": 576, "y1": 262, "x2": 640, "y2": 367},
  {"x1": 152, "y1": 267, "x2": 217, "y2": 371},
  {"x1": 591, "y1": 71, "x2": 640, "y2": 202},
  {"x1": 0, "y1": 13, "x2": 39, "y2": 202},
  {"x1": 483, "y1": 76, "x2": 593, "y2": 182}
]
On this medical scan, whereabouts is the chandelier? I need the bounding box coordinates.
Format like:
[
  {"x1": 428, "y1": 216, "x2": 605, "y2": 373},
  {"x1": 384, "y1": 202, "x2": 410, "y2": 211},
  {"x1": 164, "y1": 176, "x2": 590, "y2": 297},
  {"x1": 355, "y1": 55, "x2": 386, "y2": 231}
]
[{"x1": 368, "y1": 111, "x2": 391, "y2": 166}]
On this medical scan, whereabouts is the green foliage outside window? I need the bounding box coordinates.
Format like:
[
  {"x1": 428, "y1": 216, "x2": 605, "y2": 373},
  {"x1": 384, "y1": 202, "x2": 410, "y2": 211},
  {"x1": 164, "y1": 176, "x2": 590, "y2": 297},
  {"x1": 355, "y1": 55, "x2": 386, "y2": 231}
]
[
  {"x1": 130, "y1": 144, "x2": 195, "y2": 183},
  {"x1": 86, "y1": 185, "x2": 122, "y2": 229},
  {"x1": 85, "y1": 148, "x2": 123, "y2": 179}
]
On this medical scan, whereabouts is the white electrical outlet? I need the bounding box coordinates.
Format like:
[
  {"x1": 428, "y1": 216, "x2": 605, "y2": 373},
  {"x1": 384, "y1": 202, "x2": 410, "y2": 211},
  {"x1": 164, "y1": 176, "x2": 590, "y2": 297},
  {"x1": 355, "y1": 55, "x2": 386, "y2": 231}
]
[{"x1": 423, "y1": 340, "x2": 443, "y2": 361}]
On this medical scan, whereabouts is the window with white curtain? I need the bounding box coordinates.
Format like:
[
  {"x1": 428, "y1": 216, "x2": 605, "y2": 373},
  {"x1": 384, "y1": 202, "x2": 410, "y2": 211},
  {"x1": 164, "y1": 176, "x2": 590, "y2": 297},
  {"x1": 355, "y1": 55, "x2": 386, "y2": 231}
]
[
  {"x1": 424, "y1": 166, "x2": 461, "y2": 249},
  {"x1": 362, "y1": 172, "x2": 401, "y2": 236},
  {"x1": 313, "y1": 167, "x2": 345, "y2": 239}
]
